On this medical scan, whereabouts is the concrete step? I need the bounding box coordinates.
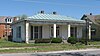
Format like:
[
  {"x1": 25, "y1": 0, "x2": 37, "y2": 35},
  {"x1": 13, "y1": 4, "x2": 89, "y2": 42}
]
[{"x1": 29, "y1": 40, "x2": 35, "y2": 43}]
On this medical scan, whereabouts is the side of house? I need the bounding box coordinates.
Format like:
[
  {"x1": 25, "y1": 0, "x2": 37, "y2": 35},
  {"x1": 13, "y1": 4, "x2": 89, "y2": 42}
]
[
  {"x1": 0, "y1": 16, "x2": 13, "y2": 38},
  {"x1": 81, "y1": 13, "x2": 100, "y2": 40}
]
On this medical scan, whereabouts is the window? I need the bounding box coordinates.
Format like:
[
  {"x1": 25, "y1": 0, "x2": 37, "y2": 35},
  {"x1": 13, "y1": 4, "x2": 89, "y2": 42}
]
[
  {"x1": 34, "y1": 26, "x2": 42, "y2": 39},
  {"x1": 56, "y1": 26, "x2": 60, "y2": 37},
  {"x1": 16, "y1": 26, "x2": 21, "y2": 38},
  {"x1": 51, "y1": 27, "x2": 53, "y2": 37},
  {"x1": 8, "y1": 19, "x2": 9, "y2": 22},
  {"x1": 30, "y1": 26, "x2": 33, "y2": 40},
  {"x1": 9, "y1": 26, "x2": 11, "y2": 28},
  {"x1": 71, "y1": 27, "x2": 77, "y2": 37},
  {"x1": 8, "y1": 19, "x2": 12, "y2": 22},
  {"x1": 5, "y1": 19, "x2": 7, "y2": 22},
  {"x1": 5, "y1": 25, "x2": 7, "y2": 28},
  {"x1": 71, "y1": 27, "x2": 74, "y2": 37},
  {"x1": 5, "y1": 17, "x2": 12, "y2": 22},
  {"x1": 10, "y1": 19, "x2": 11, "y2": 22},
  {"x1": 91, "y1": 28, "x2": 96, "y2": 36}
]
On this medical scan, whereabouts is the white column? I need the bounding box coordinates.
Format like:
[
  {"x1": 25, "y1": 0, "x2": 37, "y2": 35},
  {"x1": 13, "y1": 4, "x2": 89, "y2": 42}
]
[
  {"x1": 53, "y1": 24, "x2": 56, "y2": 38},
  {"x1": 26, "y1": 22, "x2": 29, "y2": 44},
  {"x1": 68, "y1": 24, "x2": 71, "y2": 37},
  {"x1": 89, "y1": 25, "x2": 91, "y2": 40}
]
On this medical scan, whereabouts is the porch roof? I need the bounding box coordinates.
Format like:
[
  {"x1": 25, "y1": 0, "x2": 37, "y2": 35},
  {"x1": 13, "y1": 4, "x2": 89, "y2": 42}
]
[{"x1": 28, "y1": 14, "x2": 85, "y2": 23}]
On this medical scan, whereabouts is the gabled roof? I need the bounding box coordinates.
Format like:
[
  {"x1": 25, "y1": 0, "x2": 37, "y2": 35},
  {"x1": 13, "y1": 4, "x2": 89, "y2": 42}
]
[
  {"x1": 0, "y1": 16, "x2": 7, "y2": 23},
  {"x1": 81, "y1": 14, "x2": 100, "y2": 25},
  {"x1": 28, "y1": 14, "x2": 85, "y2": 23},
  {"x1": 0, "y1": 16, "x2": 13, "y2": 24}
]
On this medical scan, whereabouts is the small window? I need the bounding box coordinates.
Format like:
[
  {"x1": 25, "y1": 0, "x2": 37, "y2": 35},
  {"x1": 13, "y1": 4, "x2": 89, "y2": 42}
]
[
  {"x1": 10, "y1": 19, "x2": 11, "y2": 22},
  {"x1": 5, "y1": 25, "x2": 7, "y2": 28},
  {"x1": 10, "y1": 26, "x2": 11, "y2": 28},
  {"x1": 91, "y1": 28, "x2": 96, "y2": 36},
  {"x1": 5, "y1": 19, "x2": 7, "y2": 22},
  {"x1": 16, "y1": 26, "x2": 21, "y2": 38},
  {"x1": 8, "y1": 19, "x2": 9, "y2": 22},
  {"x1": 34, "y1": 26, "x2": 42, "y2": 39}
]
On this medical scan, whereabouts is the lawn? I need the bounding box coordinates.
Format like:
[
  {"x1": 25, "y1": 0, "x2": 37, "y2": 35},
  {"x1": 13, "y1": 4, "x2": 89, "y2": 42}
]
[{"x1": 0, "y1": 39, "x2": 100, "y2": 53}]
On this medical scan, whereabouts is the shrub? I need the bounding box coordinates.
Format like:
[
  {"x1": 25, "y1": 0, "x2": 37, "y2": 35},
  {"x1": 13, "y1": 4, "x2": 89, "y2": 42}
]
[
  {"x1": 78, "y1": 38, "x2": 86, "y2": 44},
  {"x1": 91, "y1": 37, "x2": 100, "y2": 41},
  {"x1": 35, "y1": 39, "x2": 51, "y2": 43},
  {"x1": 67, "y1": 37, "x2": 77, "y2": 44},
  {"x1": 51, "y1": 38, "x2": 62, "y2": 43},
  {"x1": 8, "y1": 35, "x2": 12, "y2": 41}
]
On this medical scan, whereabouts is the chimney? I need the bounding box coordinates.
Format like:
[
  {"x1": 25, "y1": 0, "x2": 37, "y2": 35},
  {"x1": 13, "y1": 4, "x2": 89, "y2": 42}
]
[
  {"x1": 40, "y1": 10, "x2": 44, "y2": 14},
  {"x1": 53, "y1": 11, "x2": 57, "y2": 15},
  {"x1": 90, "y1": 13, "x2": 92, "y2": 15},
  {"x1": 13, "y1": 17, "x2": 19, "y2": 22}
]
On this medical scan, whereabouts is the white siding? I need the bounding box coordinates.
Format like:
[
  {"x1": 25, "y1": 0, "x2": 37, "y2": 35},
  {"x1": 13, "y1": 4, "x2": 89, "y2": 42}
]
[
  {"x1": 77, "y1": 26, "x2": 82, "y2": 38},
  {"x1": 12, "y1": 22, "x2": 83, "y2": 42},
  {"x1": 12, "y1": 22, "x2": 25, "y2": 42},
  {"x1": 61, "y1": 25, "x2": 68, "y2": 39},
  {"x1": 42, "y1": 25, "x2": 50, "y2": 39}
]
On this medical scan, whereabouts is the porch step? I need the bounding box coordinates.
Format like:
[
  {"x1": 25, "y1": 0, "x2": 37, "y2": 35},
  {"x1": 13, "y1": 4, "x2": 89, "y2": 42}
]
[
  {"x1": 29, "y1": 40, "x2": 35, "y2": 43},
  {"x1": 62, "y1": 40, "x2": 68, "y2": 43}
]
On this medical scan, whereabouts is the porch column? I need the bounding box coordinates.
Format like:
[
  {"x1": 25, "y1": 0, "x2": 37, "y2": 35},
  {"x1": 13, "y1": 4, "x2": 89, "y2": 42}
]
[
  {"x1": 89, "y1": 25, "x2": 91, "y2": 40},
  {"x1": 68, "y1": 24, "x2": 71, "y2": 37},
  {"x1": 53, "y1": 24, "x2": 56, "y2": 38},
  {"x1": 25, "y1": 22, "x2": 29, "y2": 44}
]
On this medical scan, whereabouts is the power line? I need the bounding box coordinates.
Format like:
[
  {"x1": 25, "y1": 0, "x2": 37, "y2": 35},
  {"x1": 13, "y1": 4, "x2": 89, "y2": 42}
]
[{"x1": 13, "y1": 0, "x2": 100, "y2": 8}]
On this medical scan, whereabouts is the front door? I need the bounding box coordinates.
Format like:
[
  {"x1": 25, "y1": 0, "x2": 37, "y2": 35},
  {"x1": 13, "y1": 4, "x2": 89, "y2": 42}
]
[
  {"x1": 34, "y1": 26, "x2": 42, "y2": 39},
  {"x1": 71, "y1": 27, "x2": 77, "y2": 37}
]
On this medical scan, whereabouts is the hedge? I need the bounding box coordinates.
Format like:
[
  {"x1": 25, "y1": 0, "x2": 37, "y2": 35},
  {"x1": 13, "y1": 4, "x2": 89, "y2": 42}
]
[
  {"x1": 35, "y1": 39, "x2": 51, "y2": 43},
  {"x1": 67, "y1": 37, "x2": 77, "y2": 44},
  {"x1": 51, "y1": 38, "x2": 62, "y2": 43}
]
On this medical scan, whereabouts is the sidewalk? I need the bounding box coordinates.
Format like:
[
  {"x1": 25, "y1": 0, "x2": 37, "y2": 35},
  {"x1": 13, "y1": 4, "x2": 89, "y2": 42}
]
[
  {"x1": 0, "y1": 47, "x2": 36, "y2": 50},
  {"x1": 0, "y1": 48, "x2": 100, "y2": 56},
  {"x1": 36, "y1": 48, "x2": 100, "y2": 54}
]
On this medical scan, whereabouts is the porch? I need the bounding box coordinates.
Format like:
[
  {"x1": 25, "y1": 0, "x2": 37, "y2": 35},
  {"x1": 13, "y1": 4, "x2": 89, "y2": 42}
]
[
  {"x1": 26, "y1": 23, "x2": 83, "y2": 43},
  {"x1": 12, "y1": 13, "x2": 87, "y2": 43}
]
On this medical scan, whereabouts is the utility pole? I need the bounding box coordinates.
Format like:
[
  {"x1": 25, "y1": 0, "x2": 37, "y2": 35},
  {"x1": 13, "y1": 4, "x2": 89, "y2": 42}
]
[{"x1": 84, "y1": 16, "x2": 89, "y2": 45}]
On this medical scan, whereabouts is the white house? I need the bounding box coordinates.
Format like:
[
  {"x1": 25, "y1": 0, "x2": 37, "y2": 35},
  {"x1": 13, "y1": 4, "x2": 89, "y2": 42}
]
[{"x1": 11, "y1": 12, "x2": 86, "y2": 43}]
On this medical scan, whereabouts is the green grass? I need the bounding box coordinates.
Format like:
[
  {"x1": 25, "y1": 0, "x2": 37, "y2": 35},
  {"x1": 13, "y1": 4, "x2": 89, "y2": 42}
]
[
  {"x1": 0, "y1": 44, "x2": 87, "y2": 53},
  {"x1": 88, "y1": 41, "x2": 100, "y2": 45},
  {"x1": 0, "y1": 39, "x2": 100, "y2": 53},
  {"x1": 0, "y1": 39, "x2": 51, "y2": 47}
]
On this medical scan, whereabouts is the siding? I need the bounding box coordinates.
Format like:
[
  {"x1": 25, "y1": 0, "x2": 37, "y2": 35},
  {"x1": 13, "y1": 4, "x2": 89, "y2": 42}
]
[
  {"x1": 42, "y1": 25, "x2": 50, "y2": 38},
  {"x1": 0, "y1": 24, "x2": 11, "y2": 38},
  {"x1": 0, "y1": 24, "x2": 5, "y2": 38},
  {"x1": 12, "y1": 21, "x2": 25, "y2": 42},
  {"x1": 77, "y1": 26, "x2": 82, "y2": 38},
  {"x1": 61, "y1": 25, "x2": 68, "y2": 39}
]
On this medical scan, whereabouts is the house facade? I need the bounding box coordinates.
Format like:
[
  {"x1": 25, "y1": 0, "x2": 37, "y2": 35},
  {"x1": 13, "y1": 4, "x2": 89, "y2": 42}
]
[
  {"x1": 12, "y1": 12, "x2": 86, "y2": 43},
  {"x1": 81, "y1": 13, "x2": 100, "y2": 40},
  {"x1": 0, "y1": 16, "x2": 13, "y2": 38}
]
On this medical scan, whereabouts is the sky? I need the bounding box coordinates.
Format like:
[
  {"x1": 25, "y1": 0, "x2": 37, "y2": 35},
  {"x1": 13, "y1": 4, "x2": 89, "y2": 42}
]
[{"x1": 0, "y1": 0, "x2": 100, "y2": 19}]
